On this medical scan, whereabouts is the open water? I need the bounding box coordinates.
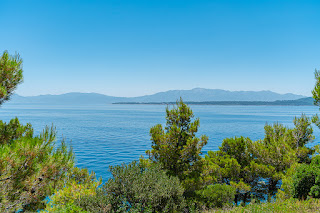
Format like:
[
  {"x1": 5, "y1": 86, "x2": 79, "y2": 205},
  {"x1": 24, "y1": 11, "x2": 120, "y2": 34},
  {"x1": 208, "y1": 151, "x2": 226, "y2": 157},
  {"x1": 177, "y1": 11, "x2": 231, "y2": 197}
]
[{"x1": 1, "y1": 103, "x2": 320, "y2": 181}]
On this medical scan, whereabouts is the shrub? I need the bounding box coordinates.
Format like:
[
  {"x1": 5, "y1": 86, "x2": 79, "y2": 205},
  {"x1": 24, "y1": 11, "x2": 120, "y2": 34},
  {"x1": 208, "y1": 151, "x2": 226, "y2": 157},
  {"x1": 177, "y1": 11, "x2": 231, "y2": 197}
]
[
  {"x1": 74, "y1": 189, "x2": 112, "y2": 213},
  {"x1": 197, "y1": 184, "x2": 236, "y2": 208},
  {"x1": 292, "y1": 155, "x2": 320, "y2": 199},
  {"x1": 78, "y1": 161, "x2": 186, "y2": 212},
  {"x1": 42, "y1": 167, "x2": 100, "y2": 212},
  {"x1": 218, "y1": 198, "x2": 320, "y2": 213}
]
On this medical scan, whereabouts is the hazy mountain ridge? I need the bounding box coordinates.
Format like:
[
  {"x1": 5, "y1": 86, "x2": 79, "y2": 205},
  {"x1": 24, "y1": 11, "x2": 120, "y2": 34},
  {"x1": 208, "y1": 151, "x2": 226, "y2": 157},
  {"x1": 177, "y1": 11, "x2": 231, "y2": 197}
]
[
  {"x1": 8, "y1": 88, "x2": 307, "y2": 105},
  {"x1": 114, "y1": 97, "x2": 314, "y2": 106},
  {"x1": 128, "y1": 88, "x2": 305, "y2": 102}
]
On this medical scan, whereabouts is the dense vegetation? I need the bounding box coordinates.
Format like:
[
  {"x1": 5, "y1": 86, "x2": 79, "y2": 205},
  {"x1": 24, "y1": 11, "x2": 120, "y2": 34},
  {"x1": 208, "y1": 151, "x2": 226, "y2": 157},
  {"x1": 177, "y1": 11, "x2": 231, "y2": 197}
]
[
  {"x1": 0, "y1": 51, "x2": 99, "y2": 212},
  {"x1": 1, "y1": 50, "x2": 320, "y2": 212}
]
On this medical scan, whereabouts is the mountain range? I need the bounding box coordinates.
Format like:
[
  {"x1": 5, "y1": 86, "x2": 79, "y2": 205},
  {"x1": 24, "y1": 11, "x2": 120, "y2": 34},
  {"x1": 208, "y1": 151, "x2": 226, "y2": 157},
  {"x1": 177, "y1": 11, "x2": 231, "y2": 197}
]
[{"x1": 7, "y1": 88, "x2": 308, "y2": 105}]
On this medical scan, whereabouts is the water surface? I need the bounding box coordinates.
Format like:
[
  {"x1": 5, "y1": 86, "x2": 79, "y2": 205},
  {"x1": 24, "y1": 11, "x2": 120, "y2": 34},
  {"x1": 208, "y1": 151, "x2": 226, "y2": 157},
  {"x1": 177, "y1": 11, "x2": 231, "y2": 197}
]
[{"x1": 1, "y1": 103, "x2": 319, "y2": 181}]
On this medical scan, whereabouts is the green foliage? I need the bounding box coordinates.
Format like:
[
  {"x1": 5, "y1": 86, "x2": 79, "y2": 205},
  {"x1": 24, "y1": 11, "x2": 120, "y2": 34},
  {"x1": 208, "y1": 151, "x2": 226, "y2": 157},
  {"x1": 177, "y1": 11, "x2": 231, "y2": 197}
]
[
  {"x1": 277, "y1": 162, "x2": 300, "y2": 199},
  {"x1": 197, "y1": 184, "x2": 236, "y2": 208},
  {"x1": 0, "y1": 119, "x2": 75, "y2": 212},
  {"x1": 0, "y1": 52, "x2": 318, "y2": 212},
  {"x1": 42, "y1": 167, "x2": 100, "y2": 212},
  {"x1": 146, "y1": 98, "x2": 208, "y2": 192},
  {"x1": 249, "y1": 116, "x2": 314, "y2": 199},
  {"x1": 203, "y1": 114, "x2": 314, "y2": 205},
  {"x1": 75, "y1": 161, "x2": 185, "y2": 212},
  {"x1": 42, "y1": 203, "x2": 88, "y2": 213},
  {"x1": 293, "y1": 115, "x2": 314, "y2": 149},
  {"x1": 210, "y1": 198, "x2": 320, "y2": 213},
  {"x1": 250, "y1": 127, "x2": 296, "y2": 198},
  {"x1": 0, "y1": 51, "x2": 23, "y2": 104},
  {"x1": 74, "y1": 189, "x2": 112, "y2": 213},
  {"x1": 292, "y1": 164, "x2": 318, "y2": 199},
  {"x1": 0, "y1": 117, "x2": 33, "y2": 145},
  {"x1": 0, "y1": 52, "x2": 90, "y2": 212},
  {"x1": 312, "y1": 69, "x2": 320, "y2": 107},
  {"x1": 311, "y1": 69, "x2": 320, "y2": 134},
  {"x1": 290, "y1": 155, "x2": 320, "y2": 200},
  {"x1": 90, "y1": 161, "x2": 185, "y2": 212},
  {"x1": 203, "y1": 137, "x2": 260, "y2": 204}
]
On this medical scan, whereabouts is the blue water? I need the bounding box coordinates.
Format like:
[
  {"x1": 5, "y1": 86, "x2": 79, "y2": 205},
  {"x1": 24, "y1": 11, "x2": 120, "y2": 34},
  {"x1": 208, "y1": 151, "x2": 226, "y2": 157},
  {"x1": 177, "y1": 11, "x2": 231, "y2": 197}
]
[{"x1": 1, "y1": 103, "x2": 320, "y2": 181}]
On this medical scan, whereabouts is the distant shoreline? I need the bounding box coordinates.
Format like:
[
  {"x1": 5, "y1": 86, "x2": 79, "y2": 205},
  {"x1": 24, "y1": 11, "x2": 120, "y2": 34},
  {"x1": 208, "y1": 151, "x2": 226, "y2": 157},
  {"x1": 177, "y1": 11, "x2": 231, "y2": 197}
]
[{"x1": 113, "y1": 98, "x2": 314, "y2": 106}]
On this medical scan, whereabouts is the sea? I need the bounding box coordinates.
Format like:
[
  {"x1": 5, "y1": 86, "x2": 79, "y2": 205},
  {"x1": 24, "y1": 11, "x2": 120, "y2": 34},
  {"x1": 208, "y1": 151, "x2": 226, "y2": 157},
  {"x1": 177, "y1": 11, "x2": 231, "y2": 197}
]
[{"x1": 1, "y1": 103, "x2": 320, "y2": 182}]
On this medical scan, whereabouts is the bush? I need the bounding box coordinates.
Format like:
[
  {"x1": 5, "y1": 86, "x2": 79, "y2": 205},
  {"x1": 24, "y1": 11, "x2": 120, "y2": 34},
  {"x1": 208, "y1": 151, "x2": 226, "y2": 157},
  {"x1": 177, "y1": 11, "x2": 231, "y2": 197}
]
[
  {"x1": 293, "y1": 164, "x2": 318, "y2": 199},
  {"x1": 74, "y1": 189, "x2": 112, "y2": 213},
  {"x1": 78, "y1": 161, "x2": 186, "y2": 212},
  {"x1": 197, "y1": 184, "x2": 236, "y2": 208},
  {"x1": 42, "y1": 203, "x2": 88, "y2": 213},
  {"x1": 213, "y1": 198, "x2": 320, "y2": 213},
  {"x1": 41, "y1": 167, "x2": 100, "y2": 212},
  {"x1": 292, "y1": 156, "x2": 320, "y2": 199}
]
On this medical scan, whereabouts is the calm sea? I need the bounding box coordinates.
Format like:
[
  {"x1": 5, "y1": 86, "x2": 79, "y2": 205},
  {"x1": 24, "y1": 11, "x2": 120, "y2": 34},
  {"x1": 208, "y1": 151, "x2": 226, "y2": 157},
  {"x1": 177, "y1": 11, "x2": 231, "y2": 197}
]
[{"x1": 1, "y1": 103, "x2": 320, "y2": 181}]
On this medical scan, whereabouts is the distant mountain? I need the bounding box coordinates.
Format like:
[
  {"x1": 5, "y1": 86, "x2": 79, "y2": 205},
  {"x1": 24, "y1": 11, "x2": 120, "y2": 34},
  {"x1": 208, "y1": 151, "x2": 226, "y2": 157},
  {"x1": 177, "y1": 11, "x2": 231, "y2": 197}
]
[
  {"x1": 7, "y1": 89, "x2": 307, "y2": 105},
  {"x1": 115, "y1": 97, "x2": 315, "y2": 106},
  {"x1": 9, "y1": 93, "x2": 126, "y2": 105},
  {"x1": 125, "y1": 88, "x2": 306, "y2": 102}
]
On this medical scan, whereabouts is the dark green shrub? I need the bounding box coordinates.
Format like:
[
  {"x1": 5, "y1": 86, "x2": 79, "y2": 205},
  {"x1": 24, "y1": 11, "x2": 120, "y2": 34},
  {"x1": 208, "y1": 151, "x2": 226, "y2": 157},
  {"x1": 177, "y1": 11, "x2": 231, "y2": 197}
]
[
  {"x1": 78, "y1": 161, "x2": 185, "y2": 212},
  {"x1": 310, "y1": 185, "x2": 320, "y2": 198},
  {"x1": 293, "y1": 164, "x2": 317, "y2": 199},
  {"x1": 197, "y1": 184, "x2": 236, "y2": 208},
  {"x1": 292, "y1": 156, "x2": 320, "y2": 199},
  {"x1": 75, "y1": 189, "x2": 111, "y2": 213}
]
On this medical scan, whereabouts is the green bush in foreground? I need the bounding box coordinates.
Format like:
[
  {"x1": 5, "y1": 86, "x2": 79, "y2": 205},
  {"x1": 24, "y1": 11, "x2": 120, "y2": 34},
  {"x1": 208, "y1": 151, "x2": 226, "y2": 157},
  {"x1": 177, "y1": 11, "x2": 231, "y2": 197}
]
[
  {"x1": 291, "y1": 155, "x2": 320, "y2": 199},
  {"x1": 206, "y1": 198, "x2": 320, "y2": 213},
  {"x1": 41, "y1": 167, "x2": 100, "y2": 213},
  {"x1": 197, "y1": 184, "x2": 236, "y2": 208},
  {"x1": 104, "y1": 161, "x2": 185, "y2": 212},
  {"x1": 76, "y1": 161, "x2": 186, "y2": 213}
]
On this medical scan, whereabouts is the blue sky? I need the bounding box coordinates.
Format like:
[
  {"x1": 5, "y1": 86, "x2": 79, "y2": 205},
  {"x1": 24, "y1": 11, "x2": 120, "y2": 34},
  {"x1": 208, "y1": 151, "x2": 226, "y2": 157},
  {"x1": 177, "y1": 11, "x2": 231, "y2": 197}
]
[{"x1": 1, "y1": 0, "x2": 319, "y2": 97}]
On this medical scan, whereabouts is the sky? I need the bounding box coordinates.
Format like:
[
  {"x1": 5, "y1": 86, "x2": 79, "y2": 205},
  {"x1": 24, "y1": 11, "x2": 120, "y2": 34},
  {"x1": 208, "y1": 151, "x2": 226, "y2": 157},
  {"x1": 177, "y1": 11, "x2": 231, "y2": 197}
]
[{"x1": 0, "y1": 0, "x2": 320, "y2": 97}]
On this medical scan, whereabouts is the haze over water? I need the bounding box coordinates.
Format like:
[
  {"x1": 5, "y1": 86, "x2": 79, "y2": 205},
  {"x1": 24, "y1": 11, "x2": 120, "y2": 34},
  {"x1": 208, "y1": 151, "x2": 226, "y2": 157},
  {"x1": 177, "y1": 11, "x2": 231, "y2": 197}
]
[{"x1": 1, "y1": 103, "x2": 320, "y2": 181}]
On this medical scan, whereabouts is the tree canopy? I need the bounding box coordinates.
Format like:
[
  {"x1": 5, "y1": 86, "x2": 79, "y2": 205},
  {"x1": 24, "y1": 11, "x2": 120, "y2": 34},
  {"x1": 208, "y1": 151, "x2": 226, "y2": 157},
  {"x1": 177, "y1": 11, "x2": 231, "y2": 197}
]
[
  {"x1": 146, "y1": 98, "x2": 208, "y2": 193},
  {"x1": 0, "y1": 51, "x2": 23, "y2": 104},
  {"x1": 0, "y1": 50, "x2": 95, "y2": 212}
]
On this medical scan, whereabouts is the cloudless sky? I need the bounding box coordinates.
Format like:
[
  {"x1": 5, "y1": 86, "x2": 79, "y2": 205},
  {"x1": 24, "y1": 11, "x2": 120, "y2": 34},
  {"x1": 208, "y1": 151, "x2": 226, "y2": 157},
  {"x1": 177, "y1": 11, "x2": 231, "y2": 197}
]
[{"x1": 1, "y1": 0, "x2": 320, "y2": 97}]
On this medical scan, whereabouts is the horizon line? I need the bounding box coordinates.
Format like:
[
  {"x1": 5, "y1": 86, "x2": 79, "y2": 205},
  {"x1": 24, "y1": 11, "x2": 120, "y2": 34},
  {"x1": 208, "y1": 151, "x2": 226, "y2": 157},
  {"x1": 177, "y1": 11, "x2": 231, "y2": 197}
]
[{"x1": 15, "y1": 88, "x2": 309, "y2": 98}]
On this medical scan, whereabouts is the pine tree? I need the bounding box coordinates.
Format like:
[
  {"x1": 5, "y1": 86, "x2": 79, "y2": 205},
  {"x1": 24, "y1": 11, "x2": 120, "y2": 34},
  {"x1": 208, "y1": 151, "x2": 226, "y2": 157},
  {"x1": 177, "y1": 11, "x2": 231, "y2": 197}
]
[{"x1": 146, "y1": 98, "x2": 208, "y2": 192}]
